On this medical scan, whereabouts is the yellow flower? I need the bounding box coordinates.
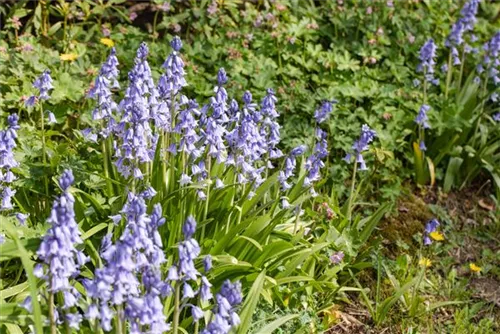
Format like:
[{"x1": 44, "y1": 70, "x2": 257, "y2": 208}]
[
  {"x1": 469, "y1": 263, "x2": 481, "y2": 273},
  {"x1": 429, "y1": 231, "x2": 444, "y2": 241},
  {"x1": 100, "y1": 38, "x2": 115, "y2": 47},
  {"x1": 60, "y1": 53, "x2": 78, "y2": 61},
  {"x1": 419, "y1": 258, "x2": 432, "y2": 268}
]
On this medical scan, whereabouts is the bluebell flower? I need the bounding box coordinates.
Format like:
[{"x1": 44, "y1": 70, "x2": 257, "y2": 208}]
[
  {"x1": 417, "y1": 39, "x2": 438, "y2": 84},
  {"x1": 419, "y1": 140, "x2": 427, "y2": 151},
  {"x1": 114, "y1": 42, "x2": 157, "y2": 178},
  {"x1": 30, "y1": 70, "x2": 53, "y2": 102},
  {"x1": 192, "y1": 305, "x2": 204, "y2": 321},
  {"x1": 158, "y1": 36, "x2": 187, "y2": 101},
  {"x1": 0, "y1": 115, "x2": 19, "y2": 211},
  {"x1": 480, "y1": 32, "x2": 500, "y2": 85},
  {"x1": 85, "y1": 193, "x2": 168, "y2": 331},
  {"x1": 446, "y1": 0, "x2": 479, "y2": 65},
  {"x1": 200, "y1": 276, "x2": 213, "y2": 302},
  {"x1": 16, "y1": 212, "x2": 29, "y2": 225},
  {"x1": 47, "y1": 111, "x2": 57, "y2": 124},
  {"x1": 280, "y1": 144, "x2": 306, "y2": 191},
  {"x1": 415, "y1": 104, "x2": 431, "y2": 129},
  {"x1": 20, "y1": 296, "x2": 32, "y2": 312},
  {"x1": 183, "y1": 215, "x2": 197, "y2": 239},
  {"x1": 493, "y1": 113, "x2": 500, "y2": 122},
  {"x1": 201, "y1": 280, "x2": 242, "y2": 334},
  {"x1": 344, "y1": 124, "x2": 376, "y2": 171},
  {"x1": 88, "y1": 47, "x2": 120, "y2": 138},
  {"x1": 217, "y1": 68, "x2": 228, "y2": 86},
  {"x1": 204, "y1": 255, "x2": 212, "y2": 272},
  {"x1": 35, "y1": 170, "x2": 86, "y2": 330},
  {"x1": 314, "y1": 100, "x2": 337, "y2": 124}
]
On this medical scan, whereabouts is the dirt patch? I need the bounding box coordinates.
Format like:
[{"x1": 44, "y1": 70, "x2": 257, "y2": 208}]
[{"x1": 470, "y1": 277, "x2": 500, "y2": 307}]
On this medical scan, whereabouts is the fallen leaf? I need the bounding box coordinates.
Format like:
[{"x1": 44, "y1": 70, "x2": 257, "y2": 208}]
[{"x1": 478, "y1": 199, "x2": 494, "y2": 211}]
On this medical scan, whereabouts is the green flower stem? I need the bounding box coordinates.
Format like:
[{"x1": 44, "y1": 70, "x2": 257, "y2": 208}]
[
  {"x1": 48, "y1": 289, "x2": 56, "y2": 334},
  {"x1": 444, "y1": 53, "x2": 453, "y2": 99},
  {"x1": 472, "y1": 73, "x2": 490, "y2": 147},
  {"x1": 172, "y1": 282, "x2": 181, "y2": 334},
  {"x1": 410, "y1": 243, "x2": 425, "y2": 317},
  {"x1": 194, "y1": 315, "x2": 200, "y2": 334},
  {"x1": 347, "y1": 161, "x2": 358, "y2": 221},
  {"x1": 152, "y1": 10, "x2": 160, "y2": 41},
  {"x1": 293, "y1": 203, "x2": 302, "y2": 234},
  {"x1": 202, "y1": 155, "x2": 212, "y2": 237},
  {"x1": 410, "y1": 264, "x2": 426, "y2": 317},
  {"x1": 101, "y1": 137, "x2": 113, "y2": 197},
  {"x1": 457, "y1": 47, "x2": 466, "y2": 95},
  {"x1": 40, "y1": 104, "x2": 49, "y2": 197},
  {"x1": 116, "y1": 305, "x2": 124, "y2": 334}
]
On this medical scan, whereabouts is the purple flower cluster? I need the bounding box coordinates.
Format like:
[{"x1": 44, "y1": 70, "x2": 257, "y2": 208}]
[
  {"x1": 314, "y1": 100, "x2": 337, "y2": 124},
  {"x1": 114, "y1": 43, "x2": 158, "y2": 179},
  {"x1": 344, "y1": 124, "x2": 377, "y2": 171},
  {"x1": 87, "y1": 47, "x2": 120, "y2": 138},
  {"x1": 200, "y1": 68, "x2": 230, "y2": 165},
  {"x1": 260, "y1": 89, "x2": 283, "y2": 163},
  {"x1": 446, "y1": 0, "x2": 480, "y2": 65},
  {"x1": 305, "y1": 128, "x2": 328, "y2": 188},
  {"x1": 85, "y1": 192, "x2": 169, "y2": 332},
  {"x1": 158, "y1": 36, "x2": 187, "y2": 99},
  {"x1": 201, "y1": 280, "x2": 242, "y2": 334},
  {"x1": 226, "y1": 91, "x2": 268, "y2": 189},
  {"x1": 35, "y1": 170, "x2": 87, "y2": 329},
  {"x1": 415, "y1": 104, "x2": 431, "y2": 151},
  {"x1": 417, "y1": 39, "x2": 438, "y2": 85},
  {"x1": 423, "y1": 218, "x2": 440, "y2": 246},
  {"x1": 25, "y1": 70, "x2": 53, "y2": 107},
  {"x1": 477, "y1": 32, "x2": 500, "y2": 85},
  {"x1": 0, "y1": 114, "x2": 20, "y2": 210},
  {"x1": 279, "y1": 144, "x2": 306, "y2": 192}
]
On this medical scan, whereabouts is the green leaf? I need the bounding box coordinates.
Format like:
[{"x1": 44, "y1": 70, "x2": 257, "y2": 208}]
[
  {"x1": 443, "y1": 157, "x2": 463, "y2": 192},
  {"x1": 237, "y1": 270, "x2": 266, "y2": 334},
  {"x1": 253, "y1": 314, "x2": 300, "y2": 334},
  {"x1": 3, "y1": 220, "x2": 43, "y2": 334},
  {"x1": 81, "y1": 223, "x2": 108, "y2": 240}
]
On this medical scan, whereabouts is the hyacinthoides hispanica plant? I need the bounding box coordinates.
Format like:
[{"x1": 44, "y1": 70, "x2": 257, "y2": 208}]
[
  {"x1": 0, "y1": 36, "x2": 348, "y2": 333},
  {"x1": 409, "y1": 0, "x2": 500, "y2": 190},
  {"x1": 413, "y1": 38, "x2": 437, "y2": 185}
]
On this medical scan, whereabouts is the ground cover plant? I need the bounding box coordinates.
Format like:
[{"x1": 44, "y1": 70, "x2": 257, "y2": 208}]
[{"x1": 0, "y1": 0, "x2": 499, "y2": 333}]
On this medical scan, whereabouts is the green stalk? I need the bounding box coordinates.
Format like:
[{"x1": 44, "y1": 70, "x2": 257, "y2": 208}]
[
  {"x1": 444, "y1": 53, "x2": 453, "y2": 99},
  {"x1": 471, "y1": 73, "x2": 490, "y2": 147},
  {"x1": 346, "y1": 161, "x2": 357, "y2": 221},
  {"x1": 375, "y1": 248, "x2": 381, "y2": 314},
  {"x1": 152, "y1": 10, "x2": 160, "y2": 41},
  {"x1": 116, "y1": 305, "x2": 123, "y2": 334},
  {"x1": 293, "y1": 203, "x2": 302, "y2": 234},
  {"x1": 40, "y1": 104, "x2": 49, "y2": 197},
  {"x1": 456, "y1": 47, "x2": 466, "y2": 95},
  {"x1": 48, "y1": 289, "x2": 56, "y2": 334},
  {"x1": 101, "y1": 137, "x2": 113, "y2": 197},
  {"x1": 410, "y1": 266, "x2": 426, "y2": 317},
  {"x1": 172, "y1": 282, "x2": 181, "y2": 334},
  {"x1": 202, "y1": 155, "x2": 212, "y2": 237}
]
